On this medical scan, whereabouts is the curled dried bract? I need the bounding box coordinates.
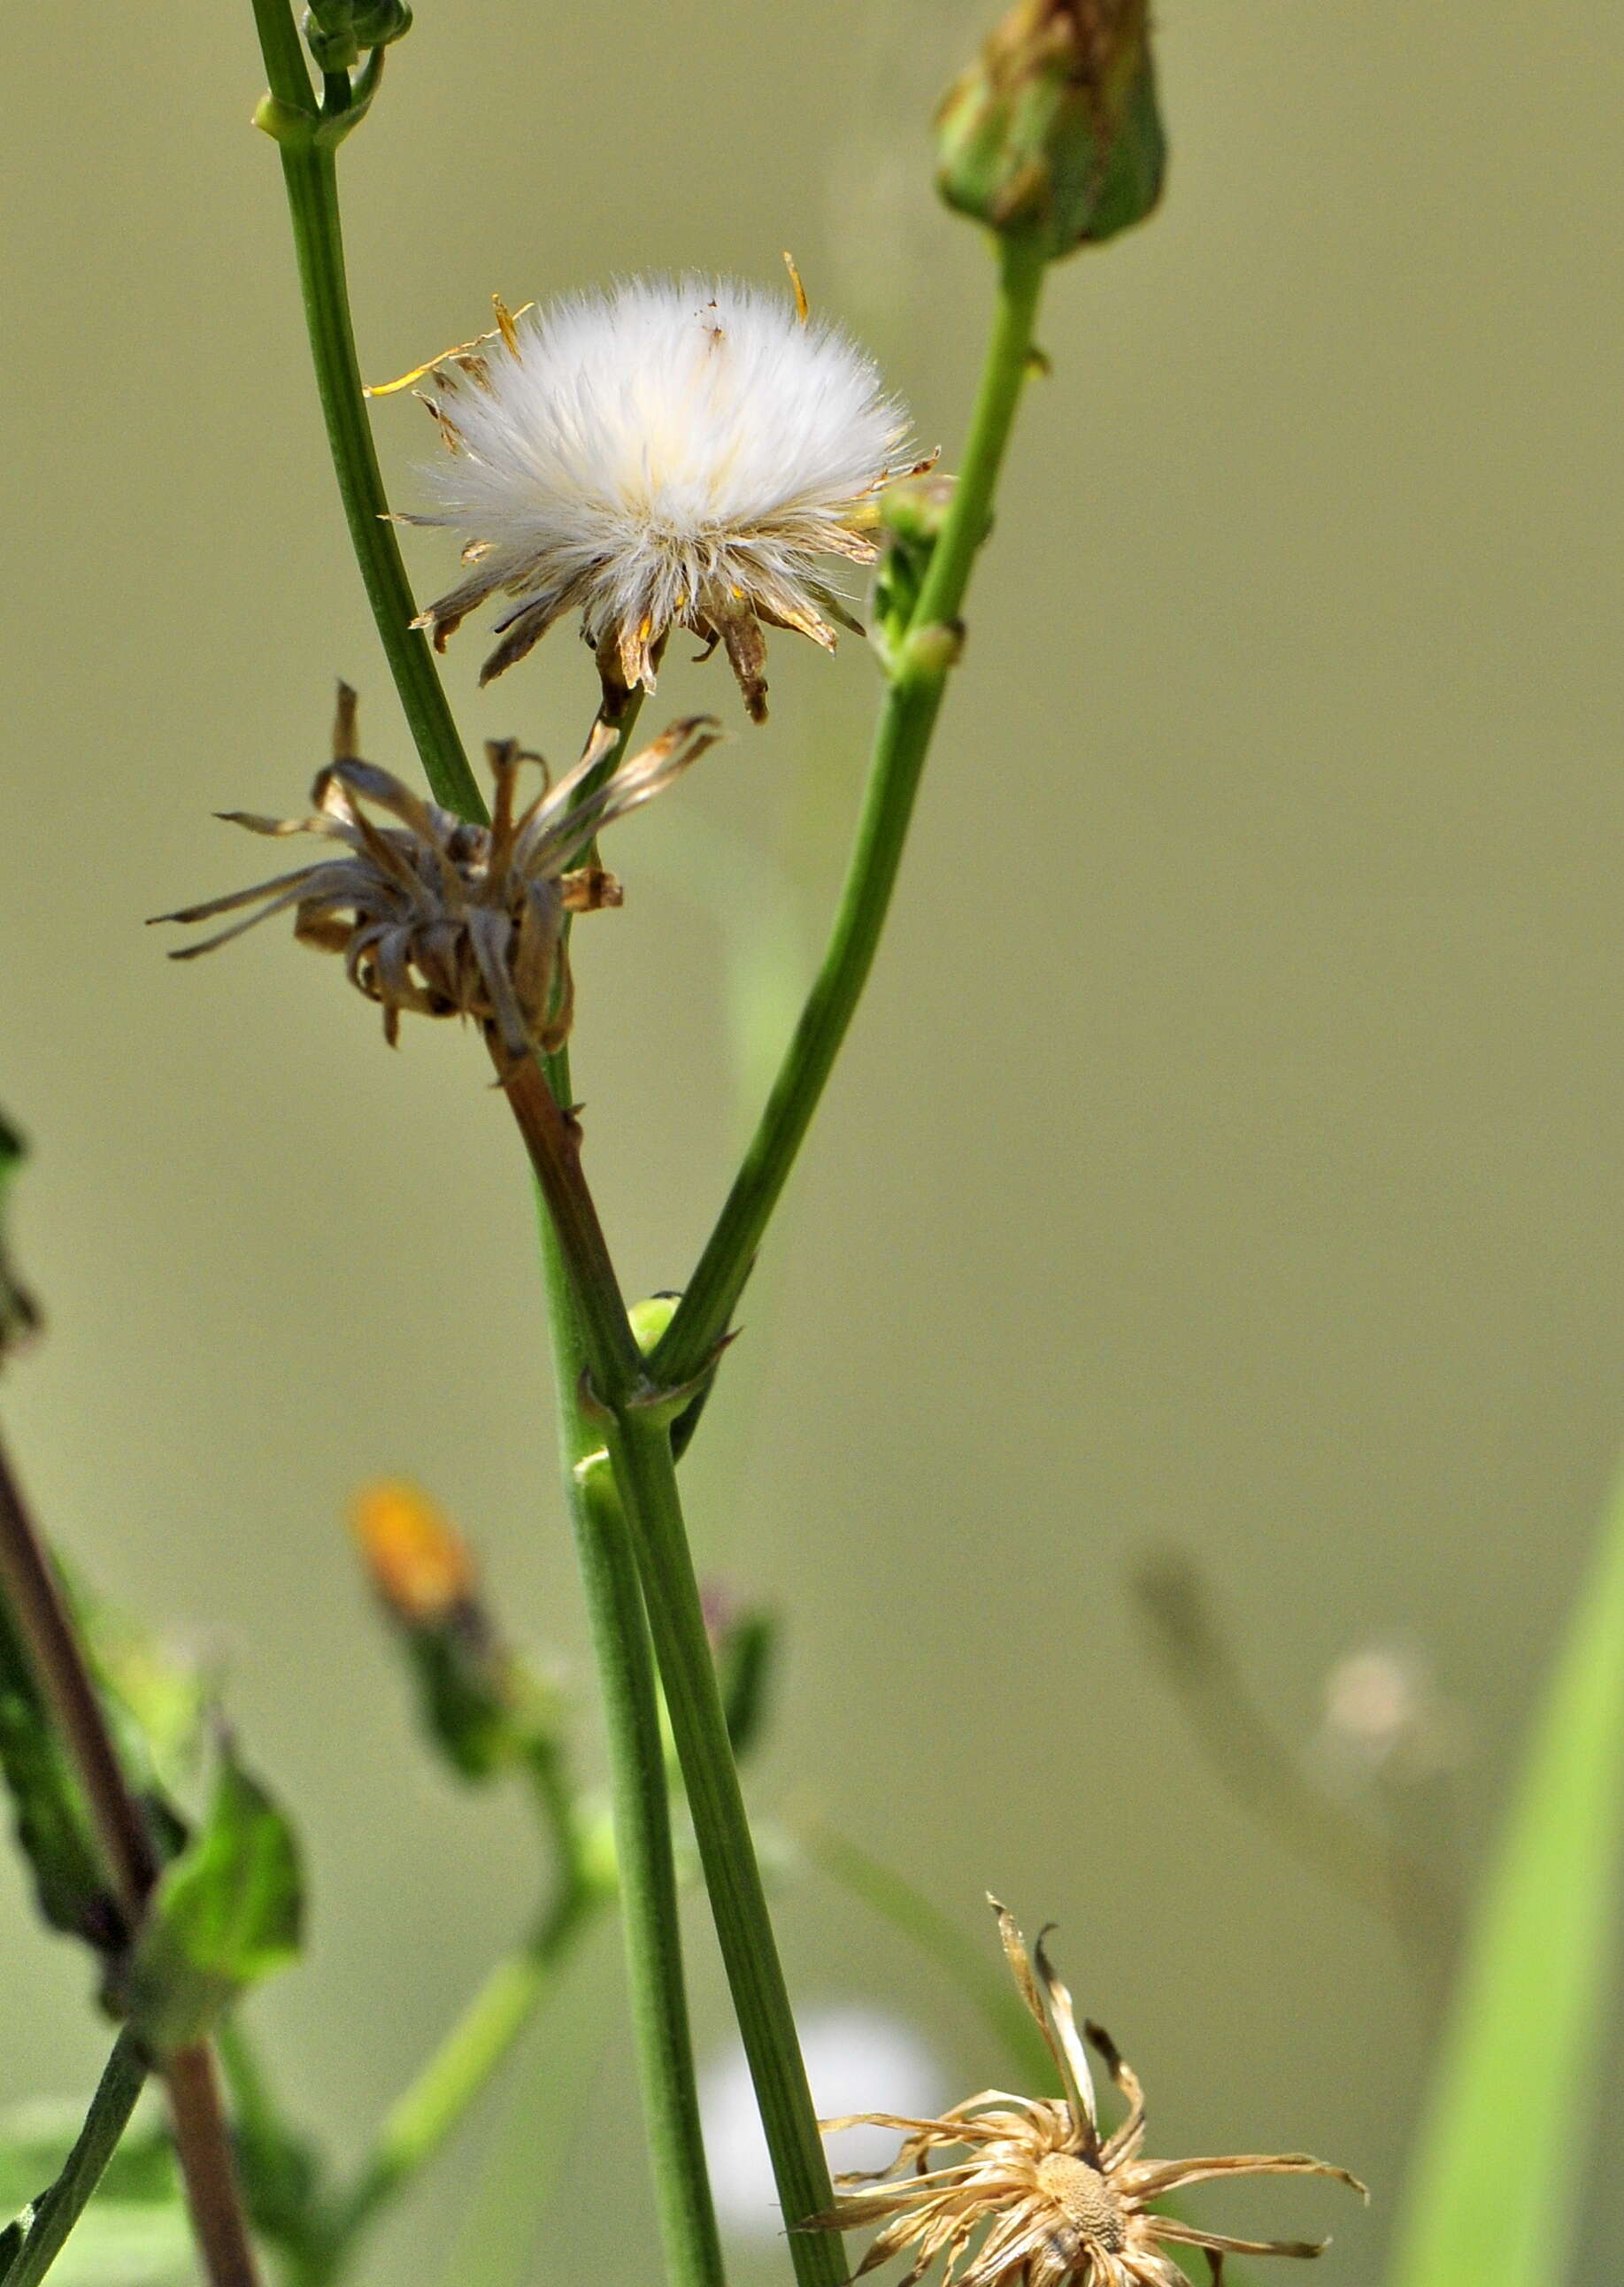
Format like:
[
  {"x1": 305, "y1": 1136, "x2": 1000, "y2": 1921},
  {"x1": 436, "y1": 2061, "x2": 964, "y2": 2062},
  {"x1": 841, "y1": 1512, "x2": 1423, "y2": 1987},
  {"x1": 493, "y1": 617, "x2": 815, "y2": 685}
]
[{"x1": 152, "y1": 688, "x2": 718, "y2": 1060}]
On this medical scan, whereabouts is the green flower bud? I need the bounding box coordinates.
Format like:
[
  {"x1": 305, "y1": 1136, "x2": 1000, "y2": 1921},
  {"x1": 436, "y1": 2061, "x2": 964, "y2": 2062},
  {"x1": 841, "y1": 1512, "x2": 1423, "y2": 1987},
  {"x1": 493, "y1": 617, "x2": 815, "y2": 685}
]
[
  {"x1": 935, "y1": 0, "x2": 1166, "y2": 260},
  {"x1": 303, "y1": 0, "x2": 412, "y2": 74}
]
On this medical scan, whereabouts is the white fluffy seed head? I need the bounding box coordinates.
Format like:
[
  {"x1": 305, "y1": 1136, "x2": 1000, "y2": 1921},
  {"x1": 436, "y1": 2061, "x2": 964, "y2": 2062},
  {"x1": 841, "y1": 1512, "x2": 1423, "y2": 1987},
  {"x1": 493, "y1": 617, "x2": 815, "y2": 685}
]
[{"x1": 411, "y1": 275, "x2": 914, "y2": 720}]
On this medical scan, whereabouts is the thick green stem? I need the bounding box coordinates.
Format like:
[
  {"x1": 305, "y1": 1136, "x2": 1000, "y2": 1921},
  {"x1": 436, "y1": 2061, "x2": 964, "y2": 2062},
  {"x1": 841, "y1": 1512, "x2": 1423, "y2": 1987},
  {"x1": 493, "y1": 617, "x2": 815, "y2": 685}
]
[
  {"x1": 652, "y1": 237, "x2": 1049, "y2": 1390},
  {"x1": 499, "y1": 1060, "x2": 843, "y2": 2287},
  {"x1": 525, "y1": 1026, "x2": 727, "y2": 2287}
]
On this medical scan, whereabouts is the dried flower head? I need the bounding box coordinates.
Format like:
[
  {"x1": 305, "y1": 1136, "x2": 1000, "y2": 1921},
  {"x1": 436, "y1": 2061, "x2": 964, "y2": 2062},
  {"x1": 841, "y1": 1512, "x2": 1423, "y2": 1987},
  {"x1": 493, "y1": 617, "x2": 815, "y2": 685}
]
[
  {"x1": 396, "y1": 273, "x2": 918, "y2": 720},
  {"x1": 152, "y1": 688, "x2": 717, "y2": 1061},
  {"x1": 809, "y1": 1900, "x2": 1364, "y2": 2286}
]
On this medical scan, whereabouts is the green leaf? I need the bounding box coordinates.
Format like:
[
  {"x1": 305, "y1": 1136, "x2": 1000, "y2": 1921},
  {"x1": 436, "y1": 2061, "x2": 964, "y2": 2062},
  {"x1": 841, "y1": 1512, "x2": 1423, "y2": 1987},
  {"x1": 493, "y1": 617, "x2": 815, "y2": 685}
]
[
  {"x1": 125, "y1": 1746, "x2": 304, "y2": 2054},
  {"x1": 0, "y1": 1113, "x2": 41, "y2": 1367},
  {"x1": 0, "y1": 1607, "x2": 118, "y2": 1952},
  {"x1": 0, "y1": 2035, "x2": 151, "y2": 2287},
  {"x1": 1387, "y1": 1468, "x2": 1624, "y2": 2287}
]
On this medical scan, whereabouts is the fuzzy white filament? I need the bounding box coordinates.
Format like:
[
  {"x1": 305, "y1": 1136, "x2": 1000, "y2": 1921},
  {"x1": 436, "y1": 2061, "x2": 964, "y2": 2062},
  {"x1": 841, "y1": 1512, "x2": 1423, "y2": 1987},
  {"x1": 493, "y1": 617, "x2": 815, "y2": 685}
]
[{"x1": 409, "y1": 275, "x2": 914, "y2": 719}]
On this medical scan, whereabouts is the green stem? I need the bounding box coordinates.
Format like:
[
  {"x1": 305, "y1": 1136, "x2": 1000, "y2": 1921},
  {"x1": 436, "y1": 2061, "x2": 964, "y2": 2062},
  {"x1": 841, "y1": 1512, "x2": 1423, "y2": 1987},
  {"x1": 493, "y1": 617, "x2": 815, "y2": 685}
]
[
  {"x1": 652, "y1": 236, "x2": 1048, "y2": 1391},
  {"x1": 0, "y1": 2032, "x2": 150, "y2": 2287},
  {"x1": 606, "y1": 1413, "x2": 844, "y2": 2287},
  {"x1": 531, "y1": 1020, "x2": 727, "y2": 2287},
  {"x1": 498, "y1": 1059, "x2": 843, "y2": 2287},
  {"x1": 334, "y1": 1881, "x2": 598, "y2": 2251},
  {"x1": 250, "y1": 3, "x2": 484, "y2": 821},
  {"x1": 249, "y1": 0, "x2": 312, "y2": 111}
]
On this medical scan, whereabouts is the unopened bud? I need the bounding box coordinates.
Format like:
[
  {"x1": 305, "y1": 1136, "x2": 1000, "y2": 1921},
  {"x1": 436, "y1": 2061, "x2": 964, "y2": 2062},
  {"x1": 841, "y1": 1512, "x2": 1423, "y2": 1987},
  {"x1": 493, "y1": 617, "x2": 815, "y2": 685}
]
[
  {"x1": 352, "y1": 1480, "x2": 476, "y2": 1625},
  {"x1": 351, "y1": 1480, "x2": 556, "y2": 1783},
  {"x1": 303, "y1": 0, "x2": 412, "y2": 74},
  {"x1": 935, "y1": 0, "x2": 1166, "y2": 260}
]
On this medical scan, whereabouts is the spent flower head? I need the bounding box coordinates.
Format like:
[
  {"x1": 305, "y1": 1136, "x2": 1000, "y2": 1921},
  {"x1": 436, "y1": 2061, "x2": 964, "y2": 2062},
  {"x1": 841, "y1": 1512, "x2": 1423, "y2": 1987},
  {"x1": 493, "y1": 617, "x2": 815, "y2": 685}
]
[
  {"x1": 152, "y1": 688, "x2": 717, "y2": 1062},
  {"x1": 808, "y1": 1900, "x2": 1364, "y2": 2287},
  {"x1": 395, "y1": 273, "x2": 918, "y2": 721}
]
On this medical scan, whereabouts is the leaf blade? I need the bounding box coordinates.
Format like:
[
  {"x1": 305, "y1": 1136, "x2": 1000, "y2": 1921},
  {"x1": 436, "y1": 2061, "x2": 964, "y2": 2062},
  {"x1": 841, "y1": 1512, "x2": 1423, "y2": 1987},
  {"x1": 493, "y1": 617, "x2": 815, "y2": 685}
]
[{"x1": 1388, "y1": 1467, "x2": 1624, "y2": 2287}]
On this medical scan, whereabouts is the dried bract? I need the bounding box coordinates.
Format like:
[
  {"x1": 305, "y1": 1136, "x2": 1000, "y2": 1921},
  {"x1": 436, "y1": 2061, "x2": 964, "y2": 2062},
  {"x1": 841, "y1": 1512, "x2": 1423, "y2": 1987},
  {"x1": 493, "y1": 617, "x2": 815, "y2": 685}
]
[
  {"x1": 396, "y1": 276, "x2": 919, "y2": 721},
  {"x1": 153, "y1": 689, "x2": 718, "y2": 1061},
  {"x1": 808, "y1": 1900, "x2": 1364, "y2": 2287}
]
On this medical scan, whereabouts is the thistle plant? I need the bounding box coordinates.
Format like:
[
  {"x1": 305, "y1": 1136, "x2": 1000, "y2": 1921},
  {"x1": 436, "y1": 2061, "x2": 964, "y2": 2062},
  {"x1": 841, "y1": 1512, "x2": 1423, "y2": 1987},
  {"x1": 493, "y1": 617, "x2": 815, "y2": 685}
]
[{"x1": 3, "y1": 10, "x2": 1623, "y2": 2287}]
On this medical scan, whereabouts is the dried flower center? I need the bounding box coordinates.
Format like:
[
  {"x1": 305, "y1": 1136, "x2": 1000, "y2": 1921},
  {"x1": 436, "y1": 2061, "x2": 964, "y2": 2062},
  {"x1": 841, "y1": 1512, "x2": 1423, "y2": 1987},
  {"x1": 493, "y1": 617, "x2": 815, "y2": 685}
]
[{"x1": 1035, "y1": 2152, "x2": 1125, "y2": 2252}]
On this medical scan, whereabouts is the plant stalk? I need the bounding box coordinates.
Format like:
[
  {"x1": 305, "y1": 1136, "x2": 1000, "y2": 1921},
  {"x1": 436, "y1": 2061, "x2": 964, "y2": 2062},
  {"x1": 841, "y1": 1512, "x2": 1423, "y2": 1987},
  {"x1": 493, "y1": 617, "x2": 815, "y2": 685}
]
[
  {"x1": 653, "y1": 236, "x2": 1049, "y2": 1390},
  {"x1": 0, "y1": 1431, "x2": 263, "y2": 2287},
  {"x1": 249, "y1": 2, "x2": 485, "y2": 822},
  {"x1": 497, "y1": 1055, "x2": 843, "y2": 2287},
  {"x1": 505, "y1": 1023, "x2": 727, "y2": 2287}
]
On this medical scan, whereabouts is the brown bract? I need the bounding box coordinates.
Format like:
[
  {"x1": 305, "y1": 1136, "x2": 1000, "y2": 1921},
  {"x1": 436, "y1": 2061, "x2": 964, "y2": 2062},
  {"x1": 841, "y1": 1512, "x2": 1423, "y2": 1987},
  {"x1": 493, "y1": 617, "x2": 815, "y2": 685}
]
[
  {"x1": 807, "y1": 1901, "x2": 1364, "y2": 2287},
  {"x1": 152, "y1": 689, "x2": 718, "y2": 1061}
]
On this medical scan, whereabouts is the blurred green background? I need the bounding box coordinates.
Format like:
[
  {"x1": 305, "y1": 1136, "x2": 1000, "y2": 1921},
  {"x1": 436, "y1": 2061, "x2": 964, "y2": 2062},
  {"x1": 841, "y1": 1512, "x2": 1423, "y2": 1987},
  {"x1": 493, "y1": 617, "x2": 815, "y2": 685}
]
[{"x1": 2, "y1": 0, "x2": 1622, "y2": 2280}]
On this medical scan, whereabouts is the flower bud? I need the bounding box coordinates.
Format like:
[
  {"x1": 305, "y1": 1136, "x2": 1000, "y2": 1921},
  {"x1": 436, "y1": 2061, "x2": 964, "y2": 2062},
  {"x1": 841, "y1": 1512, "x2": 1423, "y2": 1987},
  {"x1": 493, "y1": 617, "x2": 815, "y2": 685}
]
[
  {"x1": 351, "y1": 1481, "x2": 558, "y2": 1783},
  {"x1": 303, "y1": 0, "x2": 412, "y2": 74},
  {"x1": 935, "y1": 0, "x2": 1166, "y2": 260}
]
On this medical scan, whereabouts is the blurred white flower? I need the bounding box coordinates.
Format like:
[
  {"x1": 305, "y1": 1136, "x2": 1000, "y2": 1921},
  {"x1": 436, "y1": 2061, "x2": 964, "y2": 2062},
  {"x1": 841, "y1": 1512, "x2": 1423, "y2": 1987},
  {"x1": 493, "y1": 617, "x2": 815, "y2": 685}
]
[
  {"x1": 403, "y1": 276, "x2": 916, "y2": 720},
  {"x1": 1316, "y1": 1644, "x2": 1469, "y2": 1785},
  {"x1": 700, "y1": 2006, "x2": 944, "y2": 2241}
]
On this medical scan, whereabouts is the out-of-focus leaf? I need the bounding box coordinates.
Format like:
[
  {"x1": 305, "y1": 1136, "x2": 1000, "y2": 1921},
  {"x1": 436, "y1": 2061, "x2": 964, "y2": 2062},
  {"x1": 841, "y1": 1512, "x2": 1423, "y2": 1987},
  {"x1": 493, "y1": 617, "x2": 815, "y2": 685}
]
[
  {"x1": 0, "y1": 2106, "x2": 175, "y2": 2214},
  {"x1": 0, "y1": 1604, "x2": 119, "y2": 1953},
  {"x1": 717, "y1": 1610, "x2": 778, "y2": 1763},
  {"x1": 0, "y1": 2034, "x2": 151, "y2": 2287},
  {"x1": 124, "y1": 1745, "x2": 303, "y2": 2054},
  {"x1": 14, "y1": 2202, "x2": 193, "y2": 2287},
  {"x1": 0, "y1": 1114, "x2": 41, "y2": 1367},
  {"x1": 1387, "y1": 1468, "x2": 1624, "y2": 2287}
]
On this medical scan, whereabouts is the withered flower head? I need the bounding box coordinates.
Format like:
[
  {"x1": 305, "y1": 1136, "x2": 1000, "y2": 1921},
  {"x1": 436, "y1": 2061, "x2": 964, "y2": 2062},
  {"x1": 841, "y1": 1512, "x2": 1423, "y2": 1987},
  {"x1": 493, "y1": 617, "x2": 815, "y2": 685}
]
[
  {"x1": 391, "y1": 275, "x2": 920, "y2": 721},
  {"x1": 809, "y1": 1900, "x2": 1364, "y2": 2287},
  {"x1": 152, "y1": 689, "x2": 718, "y2": 1061}
]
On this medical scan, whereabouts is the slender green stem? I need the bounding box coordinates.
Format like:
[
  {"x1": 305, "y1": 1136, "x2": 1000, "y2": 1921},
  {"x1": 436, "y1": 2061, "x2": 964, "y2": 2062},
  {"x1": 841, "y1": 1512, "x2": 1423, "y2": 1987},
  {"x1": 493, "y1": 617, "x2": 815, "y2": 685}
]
[
  {"x1": 652, "y1": 236, "x2": 1049, "y2": 1391},
  {"x1": 250, "y1": 1, "x2": 484, "y2": 821},
  {"x1": 521, "y1": 1021, "x2": 727, "y2": 2287},
  {"x1": 606, "y1": 1413, "x2": 844, "y2": 2287},
  {"x1": 334, "y1": 1882, "x2": 599, "y2": 2250},
  {"x1": 498, "y1": 1062, "x2": 843, "y2": 2287},
  {"x1": 0, "y1": 2031, "x2": 150, "y2": 2287}
]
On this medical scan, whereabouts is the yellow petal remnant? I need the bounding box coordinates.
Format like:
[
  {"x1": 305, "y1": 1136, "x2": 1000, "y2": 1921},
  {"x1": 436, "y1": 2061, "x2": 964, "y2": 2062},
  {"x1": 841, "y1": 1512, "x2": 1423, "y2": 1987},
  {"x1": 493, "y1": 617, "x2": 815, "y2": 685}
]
[
  {"x1": 365, "y1": 293, "x2": 535, "y2": 398},
  {"x1": 351, "y1": 1480, "x2": 477, "y2": 1624}
]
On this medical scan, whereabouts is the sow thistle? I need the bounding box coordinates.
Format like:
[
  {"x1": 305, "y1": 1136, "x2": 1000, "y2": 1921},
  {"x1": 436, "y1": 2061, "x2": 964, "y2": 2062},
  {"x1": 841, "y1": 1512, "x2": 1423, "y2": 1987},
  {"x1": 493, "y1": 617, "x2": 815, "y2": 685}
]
[
  {"x1": 390, "y1": 273, "x2": 920, "y2": 720},
  {"x1": 151, "y1": 687, "x2": 717, "y2": 1061},
  {"x1": 809, "y1": 1902, "x2": 1363, "y2": 2287}
]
